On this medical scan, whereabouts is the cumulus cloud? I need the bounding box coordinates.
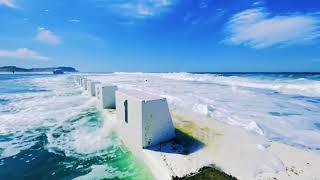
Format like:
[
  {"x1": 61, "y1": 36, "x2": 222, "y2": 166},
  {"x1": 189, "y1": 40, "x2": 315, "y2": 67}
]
[
  {"x1": 0, "y1": 0, "x2": 16, "y2": 8},
  {"x1": 35, "y1": 27, "x2": 61, "y2": 45},
  {"x1": 224, "y1": 8, "x2": 320, "y2": 49},
  {"x1": 0, "y1": 48, "x2": 51, "y2": 61}
]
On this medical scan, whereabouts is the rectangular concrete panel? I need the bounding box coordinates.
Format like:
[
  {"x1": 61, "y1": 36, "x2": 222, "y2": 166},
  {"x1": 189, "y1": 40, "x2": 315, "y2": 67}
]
[
  {"x1": 116, "y1": 90, "x2": 176, "y2": 149},
  {"x1": 142, "y1": 99, "x2": 176, "y2": 148},
  {"x1": 78, "y1": 76, "x2": 82, "y2": 86},
  {"x1": 96, "y1": 84, "x2": 118, "y2": 109},
  {"x1": 95, "y1": 83, "x2": 101, "y2": 100},
  {"x1": 86, "y1": 80, "x2": 91, "y2": 92},
  {"x1": 79, "y1": 76, "x2": 83, "y2": 86},
  {"x1": 87, "y1": 81, "x2": 100, "y2": 96},
  {"x1": 82, "y1": 78, "x2": 88, "y2": 90}
]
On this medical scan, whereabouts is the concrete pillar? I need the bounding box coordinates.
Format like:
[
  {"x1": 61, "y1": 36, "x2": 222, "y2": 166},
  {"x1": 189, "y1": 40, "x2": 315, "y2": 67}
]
[
  {"x1": 95, "y1": 84, "x2": 118, "y2": 109},
  {"x1": 77, "y1": 76, "x2": 82, "y2": 85},
  {"x1": 79, "y1": 76, "x2": 83, "y2": 85},
  {"x1": 116, "y1": 90, "x2": 176, "y2": 149},
  {"x1": 87, "y1": 80, "x2": 100, "y2": 96},
  {"x1": 78, "y1": 76, "x2": 82, "y2": 86},
  {"x1": 81, "y1": 78, "x2": 88, "y2": 90}
]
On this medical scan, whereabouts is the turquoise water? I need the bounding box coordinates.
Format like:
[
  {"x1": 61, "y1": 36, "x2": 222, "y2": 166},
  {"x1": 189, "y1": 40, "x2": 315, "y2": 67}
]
[{"x1": 0, "y1": 74, "x2": 152, "y2": 179}]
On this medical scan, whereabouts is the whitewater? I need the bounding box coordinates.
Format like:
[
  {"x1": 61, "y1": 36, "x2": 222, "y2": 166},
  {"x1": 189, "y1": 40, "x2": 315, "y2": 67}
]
[
  {"x1": 0, "y1": 74, "x2": 152, "y2": 179},
  {"x1": 0, "y1": 72, "x2": 319, "y2": 179},
  {"x1": 88, "y1": 72, "x2": 320, "y2": 151}
]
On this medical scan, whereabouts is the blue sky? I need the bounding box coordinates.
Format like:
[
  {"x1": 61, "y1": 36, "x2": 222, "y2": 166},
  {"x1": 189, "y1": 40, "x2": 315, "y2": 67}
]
[{"x1": 0, "y1": 0, "x2": 319, "y2": 72}]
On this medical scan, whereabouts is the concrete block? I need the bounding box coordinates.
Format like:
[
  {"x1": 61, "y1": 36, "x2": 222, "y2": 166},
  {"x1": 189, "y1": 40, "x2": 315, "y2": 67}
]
[
  {"x1": 81, "y1": 78, "x2": 88, "y2": 90},
  {"x1": 79, "y1": 76, "x2": 83, "y2": 85},
  {"x1": 76, "y1": 76, "x2": 82, "y2": 85},
  {"x1": 78, "y1": 76, "x2": 81, "y2": 85},
  {"x1": 79, "y1": 77, "x2": 83, "y2": 86},
  {"x1": 116, "y1": 90, "x2": 175, "y2": 149},
  {"x1": 74, "y1": 76, "x2": 80, "y2": 84},
  {"x1": 87, "y1": 80, "x2": 100, "y2": 96},
  {"x1": 74, "y1": 76, "x2": 79, "y2": 84},
  {"x1": 95, "y1": 84, "x2": 118, "y2": 109}
]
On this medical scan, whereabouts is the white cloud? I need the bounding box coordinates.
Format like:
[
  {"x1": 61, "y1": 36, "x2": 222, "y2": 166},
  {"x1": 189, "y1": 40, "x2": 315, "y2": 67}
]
[
  {"x1": 136, "y1": 5, "x2": 153, "y2": 16},
  {"x1": 98, "y1": 0, "x2": 175, "y2": 18},
  {"x1": 0, "y1": 0, "x2": 16, "y2": 8},
  {"x1": 69, "y1": 19, "x2": 80, "y2": 23},
  {"x1": 252, "y1": 1, "x2": 264, "y2": 7},
  {"x1": 224, "y1": 8, "x2": 320, "y2": 49},
  {"x1": 0, "y1": 48, "x2": 51, "y2": 61},
  {"x1": 35, "y1": 27, "x2": 61, "y2": 45}
]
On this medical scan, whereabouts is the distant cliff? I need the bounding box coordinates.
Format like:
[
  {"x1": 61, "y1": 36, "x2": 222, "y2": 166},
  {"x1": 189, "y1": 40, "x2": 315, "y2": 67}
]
[{"x1": 0, "y1": 66, "x2": 78, "y2": 72}]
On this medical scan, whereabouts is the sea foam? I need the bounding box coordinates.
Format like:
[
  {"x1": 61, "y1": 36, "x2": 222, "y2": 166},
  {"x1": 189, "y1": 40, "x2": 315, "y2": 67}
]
[
  {"x1": 88, "y1": 72, "x2": 320, "y2": 151},
  {"x1": 0, "y1": 75, "x2": 114, "y2": 158}
]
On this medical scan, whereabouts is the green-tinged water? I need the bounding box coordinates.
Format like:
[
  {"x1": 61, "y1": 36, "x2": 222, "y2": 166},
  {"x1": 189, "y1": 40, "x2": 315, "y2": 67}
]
[{"x1": 0, "y1": 74, "x2": 153, "y2": 179}]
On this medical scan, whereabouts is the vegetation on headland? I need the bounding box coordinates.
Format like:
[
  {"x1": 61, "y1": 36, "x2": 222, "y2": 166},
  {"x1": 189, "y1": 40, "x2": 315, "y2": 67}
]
[{"x1": 0, "y1": 66, "x2": 78, "y2": 72}]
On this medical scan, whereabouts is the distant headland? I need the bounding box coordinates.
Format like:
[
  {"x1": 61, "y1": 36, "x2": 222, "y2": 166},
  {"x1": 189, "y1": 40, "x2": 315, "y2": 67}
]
[{"x1": 0, "y1": 66, "x2": 78, "y2": 73}]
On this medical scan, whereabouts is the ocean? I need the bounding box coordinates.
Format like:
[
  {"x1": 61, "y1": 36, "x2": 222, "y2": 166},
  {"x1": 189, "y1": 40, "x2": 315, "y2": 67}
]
[
  {"x1": 0, "y1": 74, "x2": 152, "y2": 179},
  {"x1": 0, "y1": 72, "x2": 320, "y2": 179}
]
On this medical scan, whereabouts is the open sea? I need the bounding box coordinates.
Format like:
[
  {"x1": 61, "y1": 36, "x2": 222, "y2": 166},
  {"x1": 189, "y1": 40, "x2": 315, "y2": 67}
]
[{"x1": 0, "y1": 72, "x2": 320, "y2": 179}]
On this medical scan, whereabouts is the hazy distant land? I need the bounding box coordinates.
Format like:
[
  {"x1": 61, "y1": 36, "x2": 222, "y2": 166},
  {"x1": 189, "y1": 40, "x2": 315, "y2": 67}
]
[{"x1": 0, "y1": 66, "x2": 78, "y2": 73}]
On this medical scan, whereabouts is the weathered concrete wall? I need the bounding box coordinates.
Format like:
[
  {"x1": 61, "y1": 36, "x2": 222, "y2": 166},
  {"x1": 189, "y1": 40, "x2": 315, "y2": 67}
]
[
  {"x1": 96, "y1": 84, "x2": 118, "y2": 109},
  {"x1": 142, "y1": 99, "x2": 176, "y2": 148},
  {"x1": 116, "y1": 90, "x2": 175, "y2": 149}
]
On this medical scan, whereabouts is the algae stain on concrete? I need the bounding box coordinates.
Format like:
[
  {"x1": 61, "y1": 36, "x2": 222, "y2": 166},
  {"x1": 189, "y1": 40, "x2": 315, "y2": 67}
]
[
  {"x1": 171, "y1": 113, "x2": 223, "y2": 144},
  {"x1": 170, "y1": 113, "x2": 237, "y2": 180}
]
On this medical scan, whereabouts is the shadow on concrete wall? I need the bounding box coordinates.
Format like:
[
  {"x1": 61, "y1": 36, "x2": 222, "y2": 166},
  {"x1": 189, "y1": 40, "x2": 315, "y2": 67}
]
[{"x1": 146, "y1": 129, "x2": 205, "y2": 155}]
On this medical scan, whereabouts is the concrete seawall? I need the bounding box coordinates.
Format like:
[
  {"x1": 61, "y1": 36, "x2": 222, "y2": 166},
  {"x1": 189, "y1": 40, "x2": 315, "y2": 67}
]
[
  {"x1": 75, "y1": 76, "x2": 190, "y2": 180},
  {"x1": 75, "y1": 76, "x2": 238, "y2": 180},
  {"x1": 73, "y1": 75, "x2": 320, "y2": 180}
]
